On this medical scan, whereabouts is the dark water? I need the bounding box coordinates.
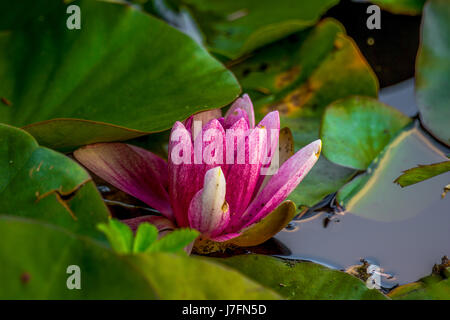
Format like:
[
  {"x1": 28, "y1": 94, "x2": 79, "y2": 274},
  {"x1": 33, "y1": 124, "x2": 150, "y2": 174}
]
[{"x1": 275, "y1": 79, "x2": 450, "y2": 286}]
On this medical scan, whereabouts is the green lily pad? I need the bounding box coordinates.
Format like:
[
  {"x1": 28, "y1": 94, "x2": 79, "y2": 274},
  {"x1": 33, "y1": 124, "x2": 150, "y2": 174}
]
[
  {"x1": 336, "y1": 127, "x2": 450, "y2": 222},
  {"x1": 0, "y1": 124, "x2": 109, "y2": 238},
  {"x1": 230, "y1": 19, "x2": 378, "y2": 208},
  {"x1": 179, "y1": 0, "x2": 339, "y2": 59},
  {"x1": 216, "y1": 255, "x2": 387, "y2": 300},
  {"x1": 0, "y1": 0, "x2": 240, "y2": 151},
  {"x1": 370, "y1": 0, "x2": 426, "y2": 15},
  {"x1": 389, "y1": 268, "x2": 450, "y2": 299},
  {"x1": 321, "y1": 96, "x2": 411, "y2": 170},
  {"x1": 416, "y1": 0, "x2": 450, "y2": 147},
  {"x1": 394, "y1": 160, "x2": 450, "y2": 187},
  {"x1": 0, "y1": 216, "x2": 281, "y2": 299}
]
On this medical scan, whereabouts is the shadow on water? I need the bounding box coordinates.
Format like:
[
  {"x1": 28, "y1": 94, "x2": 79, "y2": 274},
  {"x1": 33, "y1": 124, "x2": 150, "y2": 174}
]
[{"x1": 275, "y1": 79, "x2": 450, "y2": 286}]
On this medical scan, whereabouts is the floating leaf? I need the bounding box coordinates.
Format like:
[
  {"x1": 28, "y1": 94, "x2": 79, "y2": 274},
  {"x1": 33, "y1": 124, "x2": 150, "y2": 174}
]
[
  {"x1": 0, "y1": 0, "x2": 240, "y2": 151},
  {"x1": 389, "y1": 260, "x2": 450, "y2": 300},
  {"x1": 179, "y1": 0, "x2": 339, "y2": 59},
  {"x1": 230, "y1": 19, "x2": 378, "y2": 208},
  {"x1": 0, "y1": 124, "x2": 109, "y2": 238},
  {"x1": 370, "y1": 0, "x2": 426, "y2": 15},
  {"x1": 321, "y1": 96, "x2": 411, "y2": 170},
  {"x1": 337, "y1": 127, "x2": 450, "y2": 222},
  {"x1": 394, "y1": 160, "x2": 450, "y2": 187},
  {"x1": 416, "y1": 0, "x2": 450, "y2": 146},
  {"x1": 0, "y1": 216, "x2": 280, "y2": 299},
  {"x1": 216, "y1": 255, "x2": 387, "y2": 300}
]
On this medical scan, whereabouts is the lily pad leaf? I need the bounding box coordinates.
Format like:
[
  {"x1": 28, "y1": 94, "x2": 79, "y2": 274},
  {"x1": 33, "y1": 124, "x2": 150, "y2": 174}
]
[
  {"x1": 336, "y1": 127, "x2": 450, "y2": 222},
  {"x1": 216, "y1": 255, "x2": 387, "y2": 300},
  {"x1": 321, "y1": 96, "x2": 411, "y2": 170},
  {"x1": 416, "y1": 0, "x2": 450, "y2": 146},
  {"x1": 394, "y1": 160, "x2": 450, "y2": 187},
  {"x1": 0, "y1": 0, "x2": 240, "y2": 151},
  {"x1": 0, "y1": 124, "x2": 109, "y2": 238},
  {"x1": 0, "y1": 216, "x2": 280, "y2": 299},
  {"x1": 389, "y1": 260, "x2": 450, "y2": 300},
  {"x1": 370, "y1": 0, "x2": 426, "y2": 15},
  {"x1": 179, "y1": 0, "x2": 339, "y2": 59},
  {"x1": 230, "y1": 19, "x2": 378, "y2": 208}
]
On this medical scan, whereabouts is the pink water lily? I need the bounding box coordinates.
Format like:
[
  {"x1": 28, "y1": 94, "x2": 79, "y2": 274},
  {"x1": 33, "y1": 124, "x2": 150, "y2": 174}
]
[{"x1": 74, "y1": 94, "x2": 321, "y2": 246}]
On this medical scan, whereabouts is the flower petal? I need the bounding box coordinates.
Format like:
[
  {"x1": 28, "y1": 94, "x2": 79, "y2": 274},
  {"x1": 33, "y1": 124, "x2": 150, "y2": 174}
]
[
  {"x1": 240, "y1": 139, "x2": 322, "y2": 229},
  {"x1": 225, "y1": 94, "x2": 255, "y2": 128},
  {"x1": 184, "y1": 109, "x2": 222, "y2": 139},
  {"x1": 168, "y1": 121, "x2": 194, "y2": 227},
  {"x1": 224, "y1": 125, "x2": 268, "y2": 232},
  {"x1": 188, "y1": 167, "x2": 230, "y2": 237},
  {"x1": 223, "y1": 107, "x2": 249, "y2": 129},
  {"x1": 74, "y1": 143, "x2": 172, "y2": 218}
]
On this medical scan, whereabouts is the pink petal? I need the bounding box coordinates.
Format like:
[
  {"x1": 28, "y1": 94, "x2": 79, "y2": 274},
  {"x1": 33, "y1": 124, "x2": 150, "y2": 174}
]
[
  {"x1": 225, "y1": 94, "x2": 255, "y2": 128},
  {"x1": 168, "y1": 121, "x2": 195, "y2": 227},
  {"x1": 240, "y1": 139, "x2": 322, "y2": 229},
  {"x1": 184, "y1": 109, "x2": 222, "y2": 139},
  {"x1": 188, "y1": 167, "x2": 230, "y2": 238},
  {"x1": 253, "y1": 111, "x2": 280, "y2": 193},
  {"x1": 223, "y1": 107, "x2": 249, "y2": 129},
  {"x1": 74, "y1": 143, "x2": 172, "y2": 219},
  {"x1": 224, "y1": 125, "x2": 268, "y2": 232}
]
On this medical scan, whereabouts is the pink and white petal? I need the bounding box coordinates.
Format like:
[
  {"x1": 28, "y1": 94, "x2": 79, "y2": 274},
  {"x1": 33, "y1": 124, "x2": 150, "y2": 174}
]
[
  {"x1": 188, "y1": 167, "x2": 229, "y2": 237},
  {"x1": 223, "y1": 107, "x2": 249, "y2": 129},
  {"x1": 224, "y1": 126, "x2": 267, "y2": 232},
  {"x1": 168, "y1": 121, "x2": 195, "y2": 227},
  {"x1": 240, "y1": 139, "x2": 322, "y2": 229},
  {"x1": 184, "y1": 109, "x2": 222, "y2": 139},
  {"x1": 74, "y1": 143, "x2": 172, "y2": 219},
  {"x1": 225, "y1": 94, "x2": 255, "y2": 128}
]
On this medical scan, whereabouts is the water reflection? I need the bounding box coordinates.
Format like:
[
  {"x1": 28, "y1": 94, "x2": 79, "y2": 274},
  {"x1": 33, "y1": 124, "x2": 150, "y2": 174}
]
[{"x1": 275, "y1": 79, "x2": 450, "y2": 286}]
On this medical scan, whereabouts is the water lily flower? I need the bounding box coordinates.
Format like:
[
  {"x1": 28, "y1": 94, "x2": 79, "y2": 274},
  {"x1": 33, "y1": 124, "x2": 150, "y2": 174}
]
[{"x1": 74, "y1": 94, "x2": 321, "y2": 252}]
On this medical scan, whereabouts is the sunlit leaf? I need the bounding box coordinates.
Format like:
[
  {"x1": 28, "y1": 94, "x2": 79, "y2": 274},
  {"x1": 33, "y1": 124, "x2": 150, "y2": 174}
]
[
  {"x1": 98, "y1": 219, "x2": 134, "y2": 254},
  {"x1": 321, "y1": 96, "x2": 411, "y2": 170},
  {"x1": 394, "y1": 160, "x2": 450, "y2": 187}
]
